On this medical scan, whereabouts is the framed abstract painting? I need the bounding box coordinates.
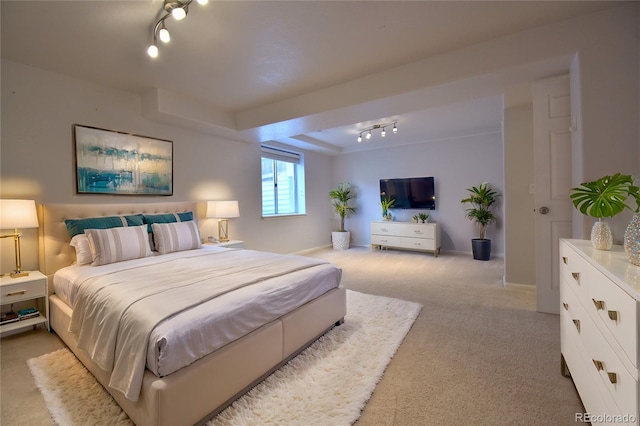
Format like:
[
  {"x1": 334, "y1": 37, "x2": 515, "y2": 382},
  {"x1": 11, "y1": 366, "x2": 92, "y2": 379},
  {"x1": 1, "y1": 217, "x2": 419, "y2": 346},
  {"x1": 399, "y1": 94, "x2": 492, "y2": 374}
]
[{"x1": 74, "y1": 124, "x2": 173, "y2": 195}]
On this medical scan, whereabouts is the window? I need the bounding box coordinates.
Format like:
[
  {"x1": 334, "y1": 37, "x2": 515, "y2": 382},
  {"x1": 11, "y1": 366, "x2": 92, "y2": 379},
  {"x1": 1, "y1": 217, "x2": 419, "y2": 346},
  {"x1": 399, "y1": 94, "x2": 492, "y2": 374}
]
[{"x1": 261, "y1": 146, "x2": 306, "y2": 217}]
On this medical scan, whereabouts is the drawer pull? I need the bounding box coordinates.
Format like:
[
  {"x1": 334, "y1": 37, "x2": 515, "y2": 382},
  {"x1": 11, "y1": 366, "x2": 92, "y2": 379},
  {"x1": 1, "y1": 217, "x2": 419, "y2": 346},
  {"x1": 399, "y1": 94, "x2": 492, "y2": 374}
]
[
  {"x1": 592, "y1": 299, "x2": 605, "y2": 310},
  {"x1": 6, "y1": 290, "x2": 27, "y2": 297},
  {"x1": 563, "y1": 303, "x2": 569, "y2": 311},
  {"x1": 571, "y1": 272, "x2": 580, "y2": 282},
  {"x1": 562, "y1": 256, "x2": 568, "y2": 264},
  {"x1": 572, "y1": 319, "x2": 581, "y2": 332},
  {"x1": 592, "y1": 359, "x2": 604, "y2": 371},
  {"x1": 607, "y1": 310, "x2": 618, "y2": 321},
  {"x1": 607, "y1": 372, "x2": 618, "y2": 384},
  {"x1": 380, "y1": 228, "x2": 388, "y2": 232}
]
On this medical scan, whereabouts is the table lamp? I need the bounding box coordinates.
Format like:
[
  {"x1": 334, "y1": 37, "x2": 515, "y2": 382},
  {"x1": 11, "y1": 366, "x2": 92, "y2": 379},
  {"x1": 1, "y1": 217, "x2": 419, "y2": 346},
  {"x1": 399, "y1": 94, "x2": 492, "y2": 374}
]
[
  {"x1": 0, "y1": 199, "x2": 39, "y2": 278},
  {"x1": 206, "y1": 201, "x2": 239, "y2": 242}
]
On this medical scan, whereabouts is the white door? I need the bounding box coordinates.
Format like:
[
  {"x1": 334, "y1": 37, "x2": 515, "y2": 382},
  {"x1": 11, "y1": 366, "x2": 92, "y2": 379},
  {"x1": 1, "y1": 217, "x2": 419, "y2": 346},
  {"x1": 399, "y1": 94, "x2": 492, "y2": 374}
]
[{"x1": 533, "y1": 75, "x2": 573, "y2": 314}]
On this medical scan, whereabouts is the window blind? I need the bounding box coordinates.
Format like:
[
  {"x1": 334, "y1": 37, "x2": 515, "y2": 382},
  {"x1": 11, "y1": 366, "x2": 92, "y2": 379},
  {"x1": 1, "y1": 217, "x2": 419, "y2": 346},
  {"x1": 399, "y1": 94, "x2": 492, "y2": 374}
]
[{"x1": 261, "y1": 146, "x2": 300, "y2": 164}]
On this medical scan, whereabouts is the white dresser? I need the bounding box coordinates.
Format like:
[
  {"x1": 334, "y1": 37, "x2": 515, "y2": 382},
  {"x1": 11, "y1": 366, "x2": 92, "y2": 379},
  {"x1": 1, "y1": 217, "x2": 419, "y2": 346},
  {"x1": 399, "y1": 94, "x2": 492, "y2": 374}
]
[
  {"x1": 559, "y1": 239, "x2": 639, "y2": 425},
  {"x1": 370, "y1": 221, "x2": 441, "y2": 257}
]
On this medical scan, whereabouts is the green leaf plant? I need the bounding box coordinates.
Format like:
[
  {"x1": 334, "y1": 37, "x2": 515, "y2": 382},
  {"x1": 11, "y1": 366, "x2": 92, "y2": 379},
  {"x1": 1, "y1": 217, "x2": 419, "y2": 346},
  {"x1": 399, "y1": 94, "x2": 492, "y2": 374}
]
[
  {"x1": 460, "y1": 182, "x2": 499, "y2": 240},
  {"x1": 329, "y1": 182, "x2": 357, "y2": 232},
  {"x1": 569, "y1": 173, "x2": 637, "y2": 218}
]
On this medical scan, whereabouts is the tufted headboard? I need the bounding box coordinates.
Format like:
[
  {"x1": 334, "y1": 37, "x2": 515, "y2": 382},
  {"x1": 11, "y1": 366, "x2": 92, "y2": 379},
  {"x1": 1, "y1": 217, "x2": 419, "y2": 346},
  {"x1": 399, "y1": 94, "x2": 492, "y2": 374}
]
[{"x1": 38, "y1": 202, "x2": 199, "y2": 291}]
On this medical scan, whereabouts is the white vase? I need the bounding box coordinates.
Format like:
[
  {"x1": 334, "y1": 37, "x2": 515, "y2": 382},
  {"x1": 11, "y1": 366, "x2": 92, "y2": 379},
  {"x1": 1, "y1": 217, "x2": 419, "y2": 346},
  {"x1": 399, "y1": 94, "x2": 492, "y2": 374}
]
[
  {"x1": 591, "y1": 219, "x2": 612, "y2": 251},
  {"x1": 331, "y1": 231, "x2": 350, "y2": 250},
  {"x1": 624, "y1": 213, "x2": 640, "y2": 266}
]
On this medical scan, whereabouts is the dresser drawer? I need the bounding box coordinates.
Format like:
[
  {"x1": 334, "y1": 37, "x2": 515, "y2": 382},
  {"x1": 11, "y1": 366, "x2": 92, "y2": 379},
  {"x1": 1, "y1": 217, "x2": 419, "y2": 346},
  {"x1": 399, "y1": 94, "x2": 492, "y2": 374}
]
[
  {"x1": 0, "y1": 278, "x2": 46, "y2": 304},
  {"x1": 586, "y1": 274, "x2": 639, "y2": 369},
  {"x1": 371, "y1": 234, "x2": 437, "y2": 251},
  {"x1": 560, "y1": 242, "x2": 590, "y2": 295},
  {"x1": 371, "y1": 222, "x2": 396, "y2": 235},
  {"x1": 371, "y1": 222, "x2": 436, "y2": 238},
  {"x1": 395, "y1": 224, "x2": 436, "y2": 239},
  {"x1": 561, "y1": 278, "x2": 636, "y2": 418},
  {"x1": 561, "y1": 280, "x2": 620, "y2": 416}
]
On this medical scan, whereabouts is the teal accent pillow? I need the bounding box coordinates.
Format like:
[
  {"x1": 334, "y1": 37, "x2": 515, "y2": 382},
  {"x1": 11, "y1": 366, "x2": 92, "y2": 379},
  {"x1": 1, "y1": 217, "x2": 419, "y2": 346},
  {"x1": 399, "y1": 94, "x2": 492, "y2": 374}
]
[
  {"x1": 64, "y1": 214, "x2": 144, "y2": 238},
  {"x1": 143, "y1": 212, "x2": 194, "y2": 233}
]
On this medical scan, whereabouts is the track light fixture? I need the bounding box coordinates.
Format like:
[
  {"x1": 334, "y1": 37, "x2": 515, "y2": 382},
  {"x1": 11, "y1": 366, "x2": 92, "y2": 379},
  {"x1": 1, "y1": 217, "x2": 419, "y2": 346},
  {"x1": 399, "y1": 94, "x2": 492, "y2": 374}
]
[
  {"x1": 356, "y1": 121, "x2": 398, "y2": 143},
  {"x1": 147, "y1": 0, "x2": 209, "y2": 58}
]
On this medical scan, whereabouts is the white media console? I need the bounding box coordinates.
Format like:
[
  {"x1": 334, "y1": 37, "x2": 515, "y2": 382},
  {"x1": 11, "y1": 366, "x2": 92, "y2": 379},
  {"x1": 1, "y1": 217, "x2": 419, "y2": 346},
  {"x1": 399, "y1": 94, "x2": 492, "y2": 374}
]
[{"x1": 370, "y1": 221, "x2": 441, "y2": 257}]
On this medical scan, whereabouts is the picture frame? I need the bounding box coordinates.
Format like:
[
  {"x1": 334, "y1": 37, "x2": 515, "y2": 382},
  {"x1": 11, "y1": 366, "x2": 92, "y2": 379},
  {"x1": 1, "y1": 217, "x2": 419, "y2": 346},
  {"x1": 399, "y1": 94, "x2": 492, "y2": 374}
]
[{"x1": 74, "y1": 124, "x2": 173, "y2": 195}]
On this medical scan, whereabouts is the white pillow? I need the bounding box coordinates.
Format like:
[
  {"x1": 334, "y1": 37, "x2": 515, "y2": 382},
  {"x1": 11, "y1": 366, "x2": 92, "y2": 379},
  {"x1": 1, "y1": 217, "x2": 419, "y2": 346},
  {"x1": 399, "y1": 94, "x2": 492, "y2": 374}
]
[
  {"x1": 86, "y1": 224, "x2": 152, "y2": 266},
  {"x1": 152, "y1": 221, "x2": 202, "y2": 255},
  {"x1": 70, "y1": 234, "x2": 92, "y2": 265}
]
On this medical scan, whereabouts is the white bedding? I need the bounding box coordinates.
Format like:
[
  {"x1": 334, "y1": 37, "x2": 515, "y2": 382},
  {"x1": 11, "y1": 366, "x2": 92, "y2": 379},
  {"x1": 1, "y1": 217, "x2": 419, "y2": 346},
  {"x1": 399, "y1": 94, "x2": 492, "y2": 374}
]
[{"x1": 53, "y1": 246, "x2": 342, "y2": 401}]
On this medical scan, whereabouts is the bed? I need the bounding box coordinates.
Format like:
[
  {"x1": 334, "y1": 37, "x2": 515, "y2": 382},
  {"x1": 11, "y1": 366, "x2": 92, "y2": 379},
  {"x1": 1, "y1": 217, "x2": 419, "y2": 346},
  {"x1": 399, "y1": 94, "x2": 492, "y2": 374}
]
[{"x1": 38, "y1": 202, "x2": 346, "y2": 426}]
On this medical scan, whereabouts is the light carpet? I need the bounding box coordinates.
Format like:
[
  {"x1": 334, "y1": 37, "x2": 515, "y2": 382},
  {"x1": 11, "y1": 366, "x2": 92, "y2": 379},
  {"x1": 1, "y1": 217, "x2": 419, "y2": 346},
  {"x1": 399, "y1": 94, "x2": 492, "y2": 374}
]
[{"x1": 27, "y1": 290, "x2": 421, "y2": 426}]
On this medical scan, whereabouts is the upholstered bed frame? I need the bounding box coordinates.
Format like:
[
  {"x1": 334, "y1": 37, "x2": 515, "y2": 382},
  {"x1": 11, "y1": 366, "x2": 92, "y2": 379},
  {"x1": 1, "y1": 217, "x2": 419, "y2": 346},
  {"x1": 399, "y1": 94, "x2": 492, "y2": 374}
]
[{"x1": 38, "y1": 202, "x2": 346, "y2": 426}]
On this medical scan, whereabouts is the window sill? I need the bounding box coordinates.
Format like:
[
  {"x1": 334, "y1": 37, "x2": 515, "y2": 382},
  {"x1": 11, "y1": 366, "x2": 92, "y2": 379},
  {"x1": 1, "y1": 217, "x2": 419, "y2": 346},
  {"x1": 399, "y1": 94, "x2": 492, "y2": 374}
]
[{"x1": 261, "y1": 213, "x2": 307, "y2": 220}]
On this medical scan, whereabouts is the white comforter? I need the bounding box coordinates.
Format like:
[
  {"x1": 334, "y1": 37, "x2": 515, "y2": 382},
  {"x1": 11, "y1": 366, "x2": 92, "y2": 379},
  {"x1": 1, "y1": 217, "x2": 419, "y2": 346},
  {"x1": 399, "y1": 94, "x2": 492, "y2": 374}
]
[{"x1": 57, "y1": 247, "x2": 341, "y2": 402}]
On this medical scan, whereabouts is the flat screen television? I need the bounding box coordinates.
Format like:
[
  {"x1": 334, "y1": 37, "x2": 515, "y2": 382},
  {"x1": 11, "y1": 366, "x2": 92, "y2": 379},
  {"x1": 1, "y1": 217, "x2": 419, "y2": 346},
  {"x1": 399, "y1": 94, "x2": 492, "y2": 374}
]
[{"x1": 380, "y1": 176, "x2": 436, "y2": 210}]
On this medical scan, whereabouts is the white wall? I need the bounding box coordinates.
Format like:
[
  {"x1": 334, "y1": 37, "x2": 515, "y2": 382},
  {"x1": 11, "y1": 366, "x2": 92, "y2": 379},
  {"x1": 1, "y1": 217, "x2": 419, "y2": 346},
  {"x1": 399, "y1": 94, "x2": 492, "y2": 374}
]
[
  {"x1": 330, "y1": 132, "x2": 504, "y2": 255},
  {"x1": 0, "y1": 61, "x2": 336, "y2": 273}
]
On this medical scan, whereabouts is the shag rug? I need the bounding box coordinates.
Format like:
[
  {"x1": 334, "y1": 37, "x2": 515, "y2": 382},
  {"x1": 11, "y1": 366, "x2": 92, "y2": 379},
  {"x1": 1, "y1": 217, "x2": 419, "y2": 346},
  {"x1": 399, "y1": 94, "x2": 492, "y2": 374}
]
[{"x1": 27, "y1": 290, "x2": 421, "y2": 425}]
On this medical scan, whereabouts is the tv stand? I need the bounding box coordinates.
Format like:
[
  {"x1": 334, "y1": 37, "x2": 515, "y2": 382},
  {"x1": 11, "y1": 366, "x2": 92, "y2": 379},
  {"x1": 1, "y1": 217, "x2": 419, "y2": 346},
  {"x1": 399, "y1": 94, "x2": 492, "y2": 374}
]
[{"x1": 370, "y1": 221, "x2": 441, "y2": 257}]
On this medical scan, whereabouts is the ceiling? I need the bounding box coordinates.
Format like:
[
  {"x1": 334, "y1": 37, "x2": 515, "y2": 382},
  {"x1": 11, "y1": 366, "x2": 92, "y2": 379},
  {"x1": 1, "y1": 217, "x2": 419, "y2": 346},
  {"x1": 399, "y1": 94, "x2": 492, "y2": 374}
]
[{"x1": 1, "y1": 0, "x2": 620, "y2": 154}]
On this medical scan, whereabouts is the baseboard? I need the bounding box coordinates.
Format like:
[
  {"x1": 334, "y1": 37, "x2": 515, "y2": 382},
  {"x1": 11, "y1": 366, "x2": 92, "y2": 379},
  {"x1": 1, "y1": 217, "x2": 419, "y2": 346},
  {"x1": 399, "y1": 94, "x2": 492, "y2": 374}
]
[
  {"x1": 504, "y1": 282, "x2": 536, "y2": 291},
  {"x1": 292, "y1": 245, "x2": 332, "y2": 255}
]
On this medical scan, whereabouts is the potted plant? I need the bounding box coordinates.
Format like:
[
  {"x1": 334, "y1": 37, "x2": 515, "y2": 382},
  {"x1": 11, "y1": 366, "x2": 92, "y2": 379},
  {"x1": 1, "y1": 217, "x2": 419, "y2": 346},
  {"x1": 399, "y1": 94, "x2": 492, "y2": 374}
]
[
  {"x1": 329, "y1": 182, "x2": 357, "y2": 250},
  {"x1": 418, "y1": 213, "x2": 429, "y2": 223},
  {"x1": 570, "y1": 173, "x2": 636, "y2": 250},
  {"x1": 380, "y1": 197, "x2": 395, "y2": 221},
  {"x1": 460, "y1": 182, "x2": 499, "y2": 260}
]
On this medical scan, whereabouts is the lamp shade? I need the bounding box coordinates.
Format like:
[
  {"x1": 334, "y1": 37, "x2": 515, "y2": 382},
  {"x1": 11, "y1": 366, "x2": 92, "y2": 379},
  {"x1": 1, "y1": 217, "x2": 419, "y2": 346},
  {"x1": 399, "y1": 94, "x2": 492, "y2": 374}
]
[
  {"x1": 206, "y1": 201, "x2": 239, "y2": 219},
  {"x1": 0, "y1": 200, "x2": 38, "y2": 229}
]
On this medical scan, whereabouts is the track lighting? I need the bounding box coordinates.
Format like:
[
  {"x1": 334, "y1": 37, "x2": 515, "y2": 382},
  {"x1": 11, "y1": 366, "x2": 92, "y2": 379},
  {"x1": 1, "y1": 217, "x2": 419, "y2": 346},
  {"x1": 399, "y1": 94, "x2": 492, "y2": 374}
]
[
  {"x1": 147, "y1": 0, "x2": 208, "y2": 58},
  {"x1": 172, "y1": 6, "x2": 187, "y2": 20},
  {"x1": 147, "y1": 44, "x2": 159, "y2": 58},
  {"x1": 356, "y1": 121, "x2": 398, "y2": 142},
  {"x1": 159, "y1": 23, "x2": 171, "y2": 43}
]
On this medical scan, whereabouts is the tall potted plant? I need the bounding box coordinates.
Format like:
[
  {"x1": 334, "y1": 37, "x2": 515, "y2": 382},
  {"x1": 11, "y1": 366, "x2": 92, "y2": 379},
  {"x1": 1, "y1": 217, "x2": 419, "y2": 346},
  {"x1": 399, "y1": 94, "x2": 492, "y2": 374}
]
[
  {"x1": 461, "y1": 182, "x2": 499, "y2": 260},
  {"x1": 570, "y1": 173, "x2": 635, "y2": 250},
  {"x1": 329, "y1": 182, "x2": 357, "y2": 250}
]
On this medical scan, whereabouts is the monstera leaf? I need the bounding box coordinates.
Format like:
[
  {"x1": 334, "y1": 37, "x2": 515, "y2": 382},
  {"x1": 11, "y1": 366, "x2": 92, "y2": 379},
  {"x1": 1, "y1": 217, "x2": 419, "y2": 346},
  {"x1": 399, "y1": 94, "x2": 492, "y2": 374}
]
[{"x1": 570, "y1": 173, "x2": 633, "y2": 218}]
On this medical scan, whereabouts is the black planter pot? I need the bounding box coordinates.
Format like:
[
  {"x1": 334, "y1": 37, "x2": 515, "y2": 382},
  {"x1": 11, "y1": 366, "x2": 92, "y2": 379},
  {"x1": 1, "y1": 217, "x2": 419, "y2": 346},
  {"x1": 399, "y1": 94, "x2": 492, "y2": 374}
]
[{"x1": 471, "y1": 239, "x2": 491, "y2": 261}]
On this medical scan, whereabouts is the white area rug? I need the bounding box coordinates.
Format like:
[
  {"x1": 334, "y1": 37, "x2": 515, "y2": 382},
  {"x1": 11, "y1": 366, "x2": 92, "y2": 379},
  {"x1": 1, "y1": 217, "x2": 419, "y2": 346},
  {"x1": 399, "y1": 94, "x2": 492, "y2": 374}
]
[{"x1": 27, "y1": 290, "x2": 421, "y2": 425}]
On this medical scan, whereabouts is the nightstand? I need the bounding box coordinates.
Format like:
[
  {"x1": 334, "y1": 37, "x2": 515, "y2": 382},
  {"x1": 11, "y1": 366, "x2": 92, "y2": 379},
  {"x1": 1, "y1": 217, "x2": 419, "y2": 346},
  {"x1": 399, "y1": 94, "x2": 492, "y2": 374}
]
[
  {"x1": 204, "y1": 240, "x2": 244, "y2": 249},
  {"x1": 0, "y1": 271, "x2": 49, "y2": 336}
]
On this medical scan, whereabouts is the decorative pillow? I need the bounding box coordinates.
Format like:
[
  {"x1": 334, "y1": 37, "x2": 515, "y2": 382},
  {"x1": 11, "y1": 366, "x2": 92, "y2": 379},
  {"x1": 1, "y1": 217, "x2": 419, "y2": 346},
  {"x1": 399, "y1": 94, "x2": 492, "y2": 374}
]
[
  {"x1": 143, "y1": 211, "x2": 194, "y2": 250},
  {"x1": 65, "y1": 214, "x2": 144, "y2": 238},
  {"x1": 70, "y1": 234, "x2": 92, "y2": 265},
  {"x1": 85, "y1": 224, "x2": 152, "y2": 266},
  {"x1": 142, "y1": 212, "x2": 194, "y2": 232},
  {"x1": 152, "y1": 221, "x2": 202, "y2": 255}
]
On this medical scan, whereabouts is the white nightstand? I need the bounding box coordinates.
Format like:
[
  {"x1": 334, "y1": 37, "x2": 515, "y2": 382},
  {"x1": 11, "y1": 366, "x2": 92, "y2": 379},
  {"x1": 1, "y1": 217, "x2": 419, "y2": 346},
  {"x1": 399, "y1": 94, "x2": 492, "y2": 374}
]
[
  {"x1": 0, "y1": 271, "x2": 49, "y2": 336},
  {"x1": 204, "y1": 240, "x2": 244, "y2": 249}
]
